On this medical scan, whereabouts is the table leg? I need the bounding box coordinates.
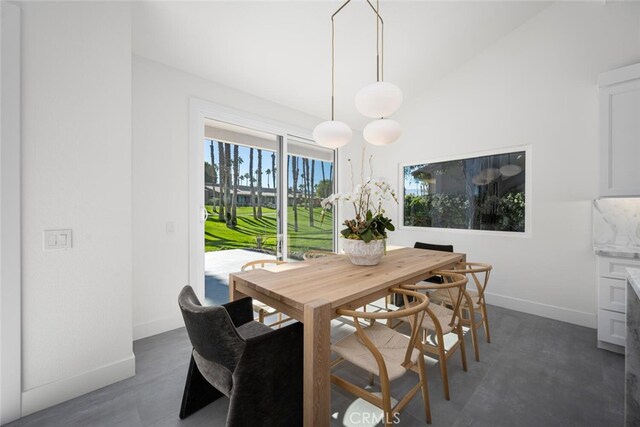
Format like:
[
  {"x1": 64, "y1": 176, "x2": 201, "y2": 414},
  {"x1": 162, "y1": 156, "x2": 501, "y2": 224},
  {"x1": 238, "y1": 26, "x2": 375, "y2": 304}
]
[
  {"x1": 303, "y1": 299, "x2": 332, "y2": 427},
  {"x1": 228, "y1": 275, "x2": 246, "y2": 302}
]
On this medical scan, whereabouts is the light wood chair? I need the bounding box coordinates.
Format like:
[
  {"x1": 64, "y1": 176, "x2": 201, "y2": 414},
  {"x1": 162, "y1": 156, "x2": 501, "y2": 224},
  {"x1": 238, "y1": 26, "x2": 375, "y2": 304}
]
[
  {"x1": 331, "y1": 288, "x2": 432, "y2": 426},
  {"x1": 302, "y1": 249, "x2": 336, "y2": 260},
  {"x1": 433, "y1": 262, "x2": 492, "y2": 362},
  {"x1": 400, "y1": 271, "x2": 468, "y2": 401},
  {"x1": 240, "y1": 259, "x2": 290, "y2": 327}
]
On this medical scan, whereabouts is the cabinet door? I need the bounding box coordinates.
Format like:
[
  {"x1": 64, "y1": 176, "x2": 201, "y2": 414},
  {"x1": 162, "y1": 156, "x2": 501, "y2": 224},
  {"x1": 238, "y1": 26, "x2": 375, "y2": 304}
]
[
  {"x1": 598, "y1": 277, "x2": 626, "y2": 313},
  {"x1": 597, "y1": 309, "x2": 626, "y2": 347},
  {"x1": 598, "y1": 256, "x2": 640, "y2": 280},
  {"x1": 600, "y1": 79, "x2": 640, "y2": 197}
]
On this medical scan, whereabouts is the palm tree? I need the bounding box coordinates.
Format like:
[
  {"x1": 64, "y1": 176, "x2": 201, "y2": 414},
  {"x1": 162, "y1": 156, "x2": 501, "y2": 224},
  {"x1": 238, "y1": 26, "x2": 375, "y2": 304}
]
[
  {"x1": 292, "y1": 155, "x2": 299, "y2": 232},
  {"x1": 249, "y1": 148, "x2": 256, "y2": 219},
  {"x1": 217, "y1": 140, "x2": 225, "y2": 221},
  {"x1": 210, "y1": 140, "x2": 217, "y2": 186},
  {"x1": 224, "y1": 143, "x2": 232, "y2": 227},
  {"x1": 271, "y1": 152, "x2": 276, "y2": 189},
  {"x1": 257, "y1": 149, "x2": 263, "y2": 218},
  {"x1": 231, "y1": 144, "x2": 239, "y2": 227},
  {"x1": 309, "y1": 159, "x2": 315, "y2": 226},
  {"x1": 265, "y1": 169, "x2": 271, "y2": 188}
]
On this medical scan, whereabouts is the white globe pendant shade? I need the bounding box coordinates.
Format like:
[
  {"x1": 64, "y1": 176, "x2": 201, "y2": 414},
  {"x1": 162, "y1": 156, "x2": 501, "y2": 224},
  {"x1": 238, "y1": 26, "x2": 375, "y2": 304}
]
[
  {"x1": 355, "y1": 82, "x2": 403, "y2": 118},
  {"x1": 363, "y1": 119, "x2": 402, "y2": 146},
  {"x1": 313, "y1": 120, "x2": 352, "y2": 149},
  {"x1": 499, "y1": 164, "x2": 522, "y2": 177}
]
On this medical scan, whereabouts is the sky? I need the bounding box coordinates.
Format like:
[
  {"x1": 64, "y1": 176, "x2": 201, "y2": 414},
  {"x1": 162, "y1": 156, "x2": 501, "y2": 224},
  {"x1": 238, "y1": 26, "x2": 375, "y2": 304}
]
[{"x1": 204, "y1": 139, "x2": 333, "y2": 189}]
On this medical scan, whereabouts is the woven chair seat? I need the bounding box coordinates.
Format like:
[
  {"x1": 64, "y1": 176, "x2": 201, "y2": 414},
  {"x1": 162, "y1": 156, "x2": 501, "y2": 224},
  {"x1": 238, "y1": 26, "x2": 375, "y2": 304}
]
[
  {"x1": 332, "y1": 323, "x2": 420, "y2": 381},
  {"x1": 431, "y1": 289, "x2": 481, "y2": 309},
  {"x1": 401, "y1": 303, "x2": 457, "y2": 334}
]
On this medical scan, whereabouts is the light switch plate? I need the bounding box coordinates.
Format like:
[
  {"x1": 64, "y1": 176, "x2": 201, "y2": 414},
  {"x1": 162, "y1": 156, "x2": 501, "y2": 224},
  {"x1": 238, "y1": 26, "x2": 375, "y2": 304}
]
[{"x1": 43, "y1": 229, "x2": 72, "y2": 250}]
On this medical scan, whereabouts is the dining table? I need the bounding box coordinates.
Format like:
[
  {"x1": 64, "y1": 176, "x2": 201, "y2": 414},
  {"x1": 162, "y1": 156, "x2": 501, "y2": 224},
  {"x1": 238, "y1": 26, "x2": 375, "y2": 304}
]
[{"x1": 228, "y1": 246, "x2": 465, "y2": 426}]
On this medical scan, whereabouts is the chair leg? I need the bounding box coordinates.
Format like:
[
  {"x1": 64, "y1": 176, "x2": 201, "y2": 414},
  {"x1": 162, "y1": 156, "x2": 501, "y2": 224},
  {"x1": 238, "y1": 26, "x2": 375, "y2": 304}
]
[
  {"x1": 277, "y1": 312, "x2": 283, "y2": 329},
  {"x1": 467, "y1": 307, "x2": 480, "y2": 362},
  {"x1": 416, "y1": 351, "x2": 432, "y2": 424},
  {"x1": 258, "y1": 309, "x2": 265, "y2": 323},
  {"x1": 179, "y1": 354, "x2": 224, "y2": 419},
  {"x1": 380, "y1": 374, "x2": 394, "y2": 427},
  {"x1": 457, "y1": 326, "x2": 468, "y2": 372},
  {"x1": 481, "y1": 304, "x2": 491, "y2": 343},
  {"x1": 436, "y1": 331, "x2": 450, "y2": 400}
]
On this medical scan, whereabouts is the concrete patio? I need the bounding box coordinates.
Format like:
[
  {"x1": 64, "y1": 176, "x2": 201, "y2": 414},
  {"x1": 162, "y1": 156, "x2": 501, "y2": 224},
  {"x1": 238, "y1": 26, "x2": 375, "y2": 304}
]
[{"x1": 204, "y1": 248, "x2": 275, "y2": 305}]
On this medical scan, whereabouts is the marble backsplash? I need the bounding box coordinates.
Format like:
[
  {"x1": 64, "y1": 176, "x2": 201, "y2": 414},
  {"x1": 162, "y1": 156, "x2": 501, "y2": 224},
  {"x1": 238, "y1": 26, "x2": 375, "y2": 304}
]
[{"x1": 593, "y1": 198, "x2": 640, "y2": 255}]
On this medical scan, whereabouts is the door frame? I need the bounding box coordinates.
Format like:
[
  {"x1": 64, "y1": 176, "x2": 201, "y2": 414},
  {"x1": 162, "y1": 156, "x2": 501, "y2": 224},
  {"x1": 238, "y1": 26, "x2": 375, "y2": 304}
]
[
  {"x1": 188, "y1": 98, "x2": 332, "y2": 299},
  {"x1": 1, "y1": 1, "x2": 22, "y2": 423}
]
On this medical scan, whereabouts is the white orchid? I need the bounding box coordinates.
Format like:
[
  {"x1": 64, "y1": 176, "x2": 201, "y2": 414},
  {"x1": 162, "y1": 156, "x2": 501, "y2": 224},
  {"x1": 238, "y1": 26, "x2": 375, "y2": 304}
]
[{"x1": 321, "y1": 148, "x2": 398, "y2": 242}]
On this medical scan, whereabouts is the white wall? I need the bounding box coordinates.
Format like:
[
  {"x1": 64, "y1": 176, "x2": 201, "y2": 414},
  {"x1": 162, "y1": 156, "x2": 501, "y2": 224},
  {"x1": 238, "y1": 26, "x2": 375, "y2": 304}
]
[
  {"x1": 132, "y1": 56, "x2": 320, "y2": 339},
  {"x1": 1, "y1": 1, "x2": 22, "y2": 423},
  {"x1": 339, "y1": 1, "x2": 640, "y2": 327},
  {"x1": 20, "y1": 2, "x2": 134, "y2": 415}
]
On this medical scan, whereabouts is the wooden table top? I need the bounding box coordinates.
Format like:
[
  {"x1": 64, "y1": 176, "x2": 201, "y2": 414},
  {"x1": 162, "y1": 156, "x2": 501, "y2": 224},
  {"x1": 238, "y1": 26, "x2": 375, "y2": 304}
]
[{"x1": 230, "y1": 247, "x2": 464, "y2": 312}]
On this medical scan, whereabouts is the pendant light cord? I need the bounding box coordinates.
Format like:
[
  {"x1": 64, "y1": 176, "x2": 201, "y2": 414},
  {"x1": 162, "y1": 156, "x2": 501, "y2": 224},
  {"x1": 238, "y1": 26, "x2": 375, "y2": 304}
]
[{"x1": 330, "y1": 0, "x2": 385, "y2": 120}]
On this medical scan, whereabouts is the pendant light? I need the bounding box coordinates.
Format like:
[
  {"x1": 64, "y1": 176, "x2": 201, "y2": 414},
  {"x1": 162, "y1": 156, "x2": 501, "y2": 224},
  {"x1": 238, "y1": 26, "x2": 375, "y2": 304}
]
[
  {"x1": 312, "y1": 1, "x2": 353, "y2": 148},
  {"x1": 359, "y1": 0, "x2": 402, "y2": 145},
  {"x1": 314, "y1": 0, "x2": 402, "y2": 148}
]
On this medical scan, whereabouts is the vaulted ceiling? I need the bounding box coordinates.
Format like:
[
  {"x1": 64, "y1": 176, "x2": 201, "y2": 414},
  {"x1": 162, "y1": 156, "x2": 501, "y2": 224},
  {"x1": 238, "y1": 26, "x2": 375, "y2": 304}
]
[{"x1": 132, "y1": 1, "x2": 551, "y2": 130}]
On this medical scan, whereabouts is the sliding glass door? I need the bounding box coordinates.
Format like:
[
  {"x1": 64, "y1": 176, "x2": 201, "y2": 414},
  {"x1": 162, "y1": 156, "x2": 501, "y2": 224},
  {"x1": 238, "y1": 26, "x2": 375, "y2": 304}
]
[
  {"x1": 195, "y1": 117, "x2": 336, "y2": 304},
  {"x1": 285, "y1": 137, "x2": 335, "y2": 260},
  {"x1": 202, "y1": 119, "x2": 282, "y2": 303}
]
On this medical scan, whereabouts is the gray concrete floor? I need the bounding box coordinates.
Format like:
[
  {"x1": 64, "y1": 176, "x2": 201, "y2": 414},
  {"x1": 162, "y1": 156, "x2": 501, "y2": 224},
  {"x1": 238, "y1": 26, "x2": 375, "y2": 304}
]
[{"x1": 7, "y1": 304, "x2": 624, "y2": 427}]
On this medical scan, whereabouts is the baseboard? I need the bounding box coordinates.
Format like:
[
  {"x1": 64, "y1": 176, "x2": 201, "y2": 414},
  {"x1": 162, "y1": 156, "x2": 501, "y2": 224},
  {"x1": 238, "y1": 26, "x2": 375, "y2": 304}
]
[
  {"x1": 21, "y1": 353, "x2": 135, "y2": 417},
  {"x1": 133, "y1": 314, "x2": 184, "y2": 340},
  {"x1": 485, "y1": 292, "x2": 597, "y2": 329},
  {"x1": 597, "y1": 340, "x2": 625, "y2": 354}
]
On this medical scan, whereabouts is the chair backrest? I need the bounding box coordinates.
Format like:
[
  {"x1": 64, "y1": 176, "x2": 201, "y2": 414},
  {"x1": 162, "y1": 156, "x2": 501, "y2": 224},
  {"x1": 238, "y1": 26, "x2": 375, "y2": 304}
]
[
  {"x1": 414, "y1": 242, "x2": 454, "y2": 284},
  {"x1": 446, "y1": 262, "x2": 492, "y2": 301},
  {"x1": 336, "y1": 288, "x2": 429, "y2": 375},
  {"x1": 414, "y1": 242, "x2": 454, "y2": 252},
  {"x1": 402, "y1": 271, "x2": 467, "y2": 330},
  {"x1": 241, "y1": 259, "x2": 287, "y2": 271},
  {"x1": 178, "y1": 286, "x2": 246, "y2": 373},
  {"x1": 302, "y1": 250, "x2": 335, "y2": 260}
]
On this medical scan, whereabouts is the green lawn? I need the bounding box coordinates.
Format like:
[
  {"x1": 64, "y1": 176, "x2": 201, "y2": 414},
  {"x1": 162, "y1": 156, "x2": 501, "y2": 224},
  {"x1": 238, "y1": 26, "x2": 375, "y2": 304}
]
[{"x1": 204, "y1": 205, "x2": 333, "y2": 258}]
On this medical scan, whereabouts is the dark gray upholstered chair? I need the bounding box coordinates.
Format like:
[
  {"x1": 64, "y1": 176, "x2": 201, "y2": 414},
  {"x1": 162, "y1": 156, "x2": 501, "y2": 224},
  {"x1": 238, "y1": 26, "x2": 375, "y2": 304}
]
[
  {"x1": 414, "y1": 242, "x2": 454, "y2": 284},
  {"x1": 178, "y1": 286, "x2": 303, "y2": 426},
  {"x1": 413, "y1": 242, "x2": 454, "y2": 253},
  {"x1": 394, "y1": 242, "x2": 455, "y2": 306}
]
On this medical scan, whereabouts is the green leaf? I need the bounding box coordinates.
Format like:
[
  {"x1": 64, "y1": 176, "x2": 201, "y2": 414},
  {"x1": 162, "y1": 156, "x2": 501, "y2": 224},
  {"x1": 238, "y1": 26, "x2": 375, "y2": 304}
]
[
  {"x1": 361, "y1": 229, "x2": 373, "y2": 243},
  {"x1": 340, "y1": 228, "x2": 351, "y2": 238},
  {"x1": 366, "y1": 210, "x2": 373, "y2": 221}
]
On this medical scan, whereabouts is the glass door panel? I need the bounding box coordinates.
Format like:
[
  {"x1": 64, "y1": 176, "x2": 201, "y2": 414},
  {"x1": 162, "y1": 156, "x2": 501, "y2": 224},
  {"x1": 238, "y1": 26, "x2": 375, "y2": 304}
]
[
  {"x1": 286, "y1": 137, "x2": 335, "y2": 260},
  {"x1": 203, "y1": 119, "x2": 281, "y2": 303}
]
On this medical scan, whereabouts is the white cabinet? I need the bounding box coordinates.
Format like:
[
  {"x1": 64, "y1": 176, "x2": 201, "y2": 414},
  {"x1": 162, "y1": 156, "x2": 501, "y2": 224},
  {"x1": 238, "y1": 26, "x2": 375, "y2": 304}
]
[
  {"x1": 599, "y1": 63, "x2": 640, "y2": 197},
  {"x1": 597, "y1": 255, "x2": 640, "y2": 352}
]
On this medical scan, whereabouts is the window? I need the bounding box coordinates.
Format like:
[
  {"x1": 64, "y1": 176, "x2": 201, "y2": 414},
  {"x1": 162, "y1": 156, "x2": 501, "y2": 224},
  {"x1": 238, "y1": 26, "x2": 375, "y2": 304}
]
[{"x1": 402, "y1": 150, "x2": 526, "y2": 232}]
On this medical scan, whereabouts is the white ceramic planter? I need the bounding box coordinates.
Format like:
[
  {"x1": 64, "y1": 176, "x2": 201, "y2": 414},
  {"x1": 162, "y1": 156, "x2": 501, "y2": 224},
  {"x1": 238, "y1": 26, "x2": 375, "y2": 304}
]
[{"x1": 342, "y1": 238, "x2": 386, "y2": 266}]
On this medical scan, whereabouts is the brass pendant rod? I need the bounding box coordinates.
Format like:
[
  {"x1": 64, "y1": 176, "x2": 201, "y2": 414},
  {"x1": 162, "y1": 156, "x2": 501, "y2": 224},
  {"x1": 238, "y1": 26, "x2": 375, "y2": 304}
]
[
  {"x1": 329, "y1": 0, "x2": 385, "y2": 120},
  {"x1": 331, "y1": 0, "x2": 352, "y2": 121},
  {"x1": 364, "y1": 0, "x2": 384, "y2": 82}
]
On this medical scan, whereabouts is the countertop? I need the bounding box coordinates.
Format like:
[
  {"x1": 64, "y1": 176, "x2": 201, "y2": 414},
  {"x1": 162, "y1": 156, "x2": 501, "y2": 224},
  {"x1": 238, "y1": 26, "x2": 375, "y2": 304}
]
[{"x1": 627, "y1": 268, "x2": 640, "y2": 299}]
